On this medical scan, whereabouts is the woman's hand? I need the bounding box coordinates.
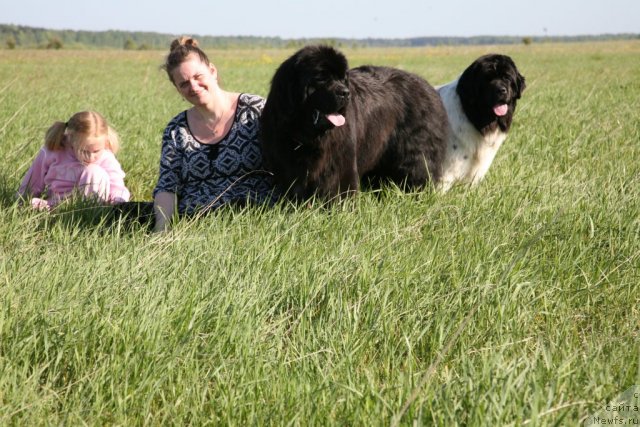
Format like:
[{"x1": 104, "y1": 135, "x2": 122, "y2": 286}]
[{"x1": 153, "y1": 192, "x2": 177, "y2": 232}]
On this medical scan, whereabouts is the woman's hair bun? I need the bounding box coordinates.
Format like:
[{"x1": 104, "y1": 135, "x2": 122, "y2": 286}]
[{"x1": 170, "y1": 36, "x2": 199, "y2": 51}]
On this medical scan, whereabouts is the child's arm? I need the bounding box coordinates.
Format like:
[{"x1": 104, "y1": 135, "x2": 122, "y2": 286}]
[
  {"x1": 99, "y1": 152, "x2": 131, "y2": 203},
  {"x1": 17, "y1": 148, "x2": 48, "y2": 199}
]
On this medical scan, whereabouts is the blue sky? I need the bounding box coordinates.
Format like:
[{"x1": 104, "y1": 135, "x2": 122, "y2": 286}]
[{"x1": 1, "y1": 0, "x2": 638, "y2": 39}]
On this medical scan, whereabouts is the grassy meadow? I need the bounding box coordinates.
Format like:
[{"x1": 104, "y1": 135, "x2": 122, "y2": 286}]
[{"x1": 0, "y1": 41, "x2": 639, "y2": 425}]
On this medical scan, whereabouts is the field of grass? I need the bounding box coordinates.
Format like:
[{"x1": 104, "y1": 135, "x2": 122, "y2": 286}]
[{"x1": 0, "y1": 41, "x2": 639, "y2": 425}]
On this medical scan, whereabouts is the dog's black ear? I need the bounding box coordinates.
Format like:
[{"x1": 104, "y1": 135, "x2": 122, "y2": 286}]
[
  {"x1": 456, "y1": 60, "x2": 481, "y2": 105},
  {"x1": 266, "y1": 55, "x2": 299, "y2": 119},
  {"x1": 515, "y1": 71, "x2": 526, "y2": 99}
]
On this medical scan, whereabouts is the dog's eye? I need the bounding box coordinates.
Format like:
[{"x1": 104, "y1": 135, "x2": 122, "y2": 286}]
[{"x1": 306, "y1": 85, "x2": 317, "y2": 98}]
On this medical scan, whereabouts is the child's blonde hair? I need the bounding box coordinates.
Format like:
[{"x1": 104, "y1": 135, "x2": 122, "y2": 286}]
[{"x1": 44, "y1": 111, "x2": 120, "y2": 163}]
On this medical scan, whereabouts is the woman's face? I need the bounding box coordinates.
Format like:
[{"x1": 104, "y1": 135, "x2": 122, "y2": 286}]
[{"x1": 171, "y1": 55, "x2": 218, "y2": 106}]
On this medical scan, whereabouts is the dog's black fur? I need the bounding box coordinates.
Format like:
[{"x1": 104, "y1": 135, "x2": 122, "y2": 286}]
[
  {"x1": 260, "y1": 45, "x2": 448, "y2": 201},
  {"x1": 456, "y1": 54, "x2": 526, "y2": 135}
]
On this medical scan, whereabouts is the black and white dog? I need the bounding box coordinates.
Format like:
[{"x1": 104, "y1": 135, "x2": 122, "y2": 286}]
[{"x1": 437, "y1": 54, "x2": 526, "y2": 191}]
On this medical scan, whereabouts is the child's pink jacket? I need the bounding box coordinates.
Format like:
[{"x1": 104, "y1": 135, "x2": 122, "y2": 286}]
[{"x1": 18, "y1": 147, "x2": 131, "y2": 205}]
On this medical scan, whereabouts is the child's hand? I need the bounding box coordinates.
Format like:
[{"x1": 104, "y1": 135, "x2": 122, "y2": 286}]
[{"x1": 30, "y1": 197, "x2": 51, "y2": 211}]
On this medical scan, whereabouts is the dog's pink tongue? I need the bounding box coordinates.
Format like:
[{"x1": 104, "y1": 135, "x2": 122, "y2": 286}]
[
  {"x1": 493, "y1": 104, "x2": 508, "y2": 116},
  {"x1": 326, "y1": 113, "x2": 345, "y2": 127}
]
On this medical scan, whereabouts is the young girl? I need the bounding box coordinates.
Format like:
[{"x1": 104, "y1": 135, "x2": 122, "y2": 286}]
[{"x1": 18, "y1": 111, "x2": 131, "y2": 210}]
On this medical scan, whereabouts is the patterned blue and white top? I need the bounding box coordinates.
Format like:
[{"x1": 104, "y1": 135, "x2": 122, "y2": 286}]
[{"x1": 153, "y1": 93, "x2": 277, "y2": 214}]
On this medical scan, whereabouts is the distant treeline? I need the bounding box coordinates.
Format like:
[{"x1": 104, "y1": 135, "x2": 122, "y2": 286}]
[{"x1": 2, "y1": 24, "x2": 639, "y2": 50}]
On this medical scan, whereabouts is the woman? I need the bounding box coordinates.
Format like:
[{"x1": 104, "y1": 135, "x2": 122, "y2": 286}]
[{"x1": 153, "y1": 37, "x2": 276, "y2": 232}]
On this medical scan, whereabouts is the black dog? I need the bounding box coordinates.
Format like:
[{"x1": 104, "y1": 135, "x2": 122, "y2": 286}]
[
  {"x1": 260, "y1": 45, "x2": 448, "y2": 201},
  {"x1": 437, "y1": 54, "x2": 526, "y2": 191}
]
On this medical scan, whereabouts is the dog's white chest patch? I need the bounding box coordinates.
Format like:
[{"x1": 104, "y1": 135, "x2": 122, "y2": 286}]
[
  {"x1": 466, "y1": 130, "x2": 506, "y2": 182},
  {"x1": 441, "y1": 127, "x2": 506, "y2": 190}
]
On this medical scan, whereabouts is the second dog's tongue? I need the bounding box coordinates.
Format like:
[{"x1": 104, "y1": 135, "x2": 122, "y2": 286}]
[
  {"x1": 326, "y1": 113, "x2": 345, "y2": 127},
  {"x1": 493, "y1": 104, "x2": 508, "y2": 116}
]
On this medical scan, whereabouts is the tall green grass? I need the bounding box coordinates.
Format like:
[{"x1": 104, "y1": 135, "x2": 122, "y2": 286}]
[{"x1": 0, "y1": 41, "x2": 639, "y2": 425}]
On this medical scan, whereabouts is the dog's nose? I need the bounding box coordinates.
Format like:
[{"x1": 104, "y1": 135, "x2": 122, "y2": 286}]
[
  {"x1": 498, "y1": 86, "x2": 508, "y2": 95},
  {"x1": 337, "y1": 87, "x2": 350, "y2": 99}
]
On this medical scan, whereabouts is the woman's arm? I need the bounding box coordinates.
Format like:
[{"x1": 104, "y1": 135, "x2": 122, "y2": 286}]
[
  {"x1": 153, "y1": 191, "x2": 177, "y2": 233},
  {"x1": 153, "y1": 116, "x2": 186, "y2": 232}
]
